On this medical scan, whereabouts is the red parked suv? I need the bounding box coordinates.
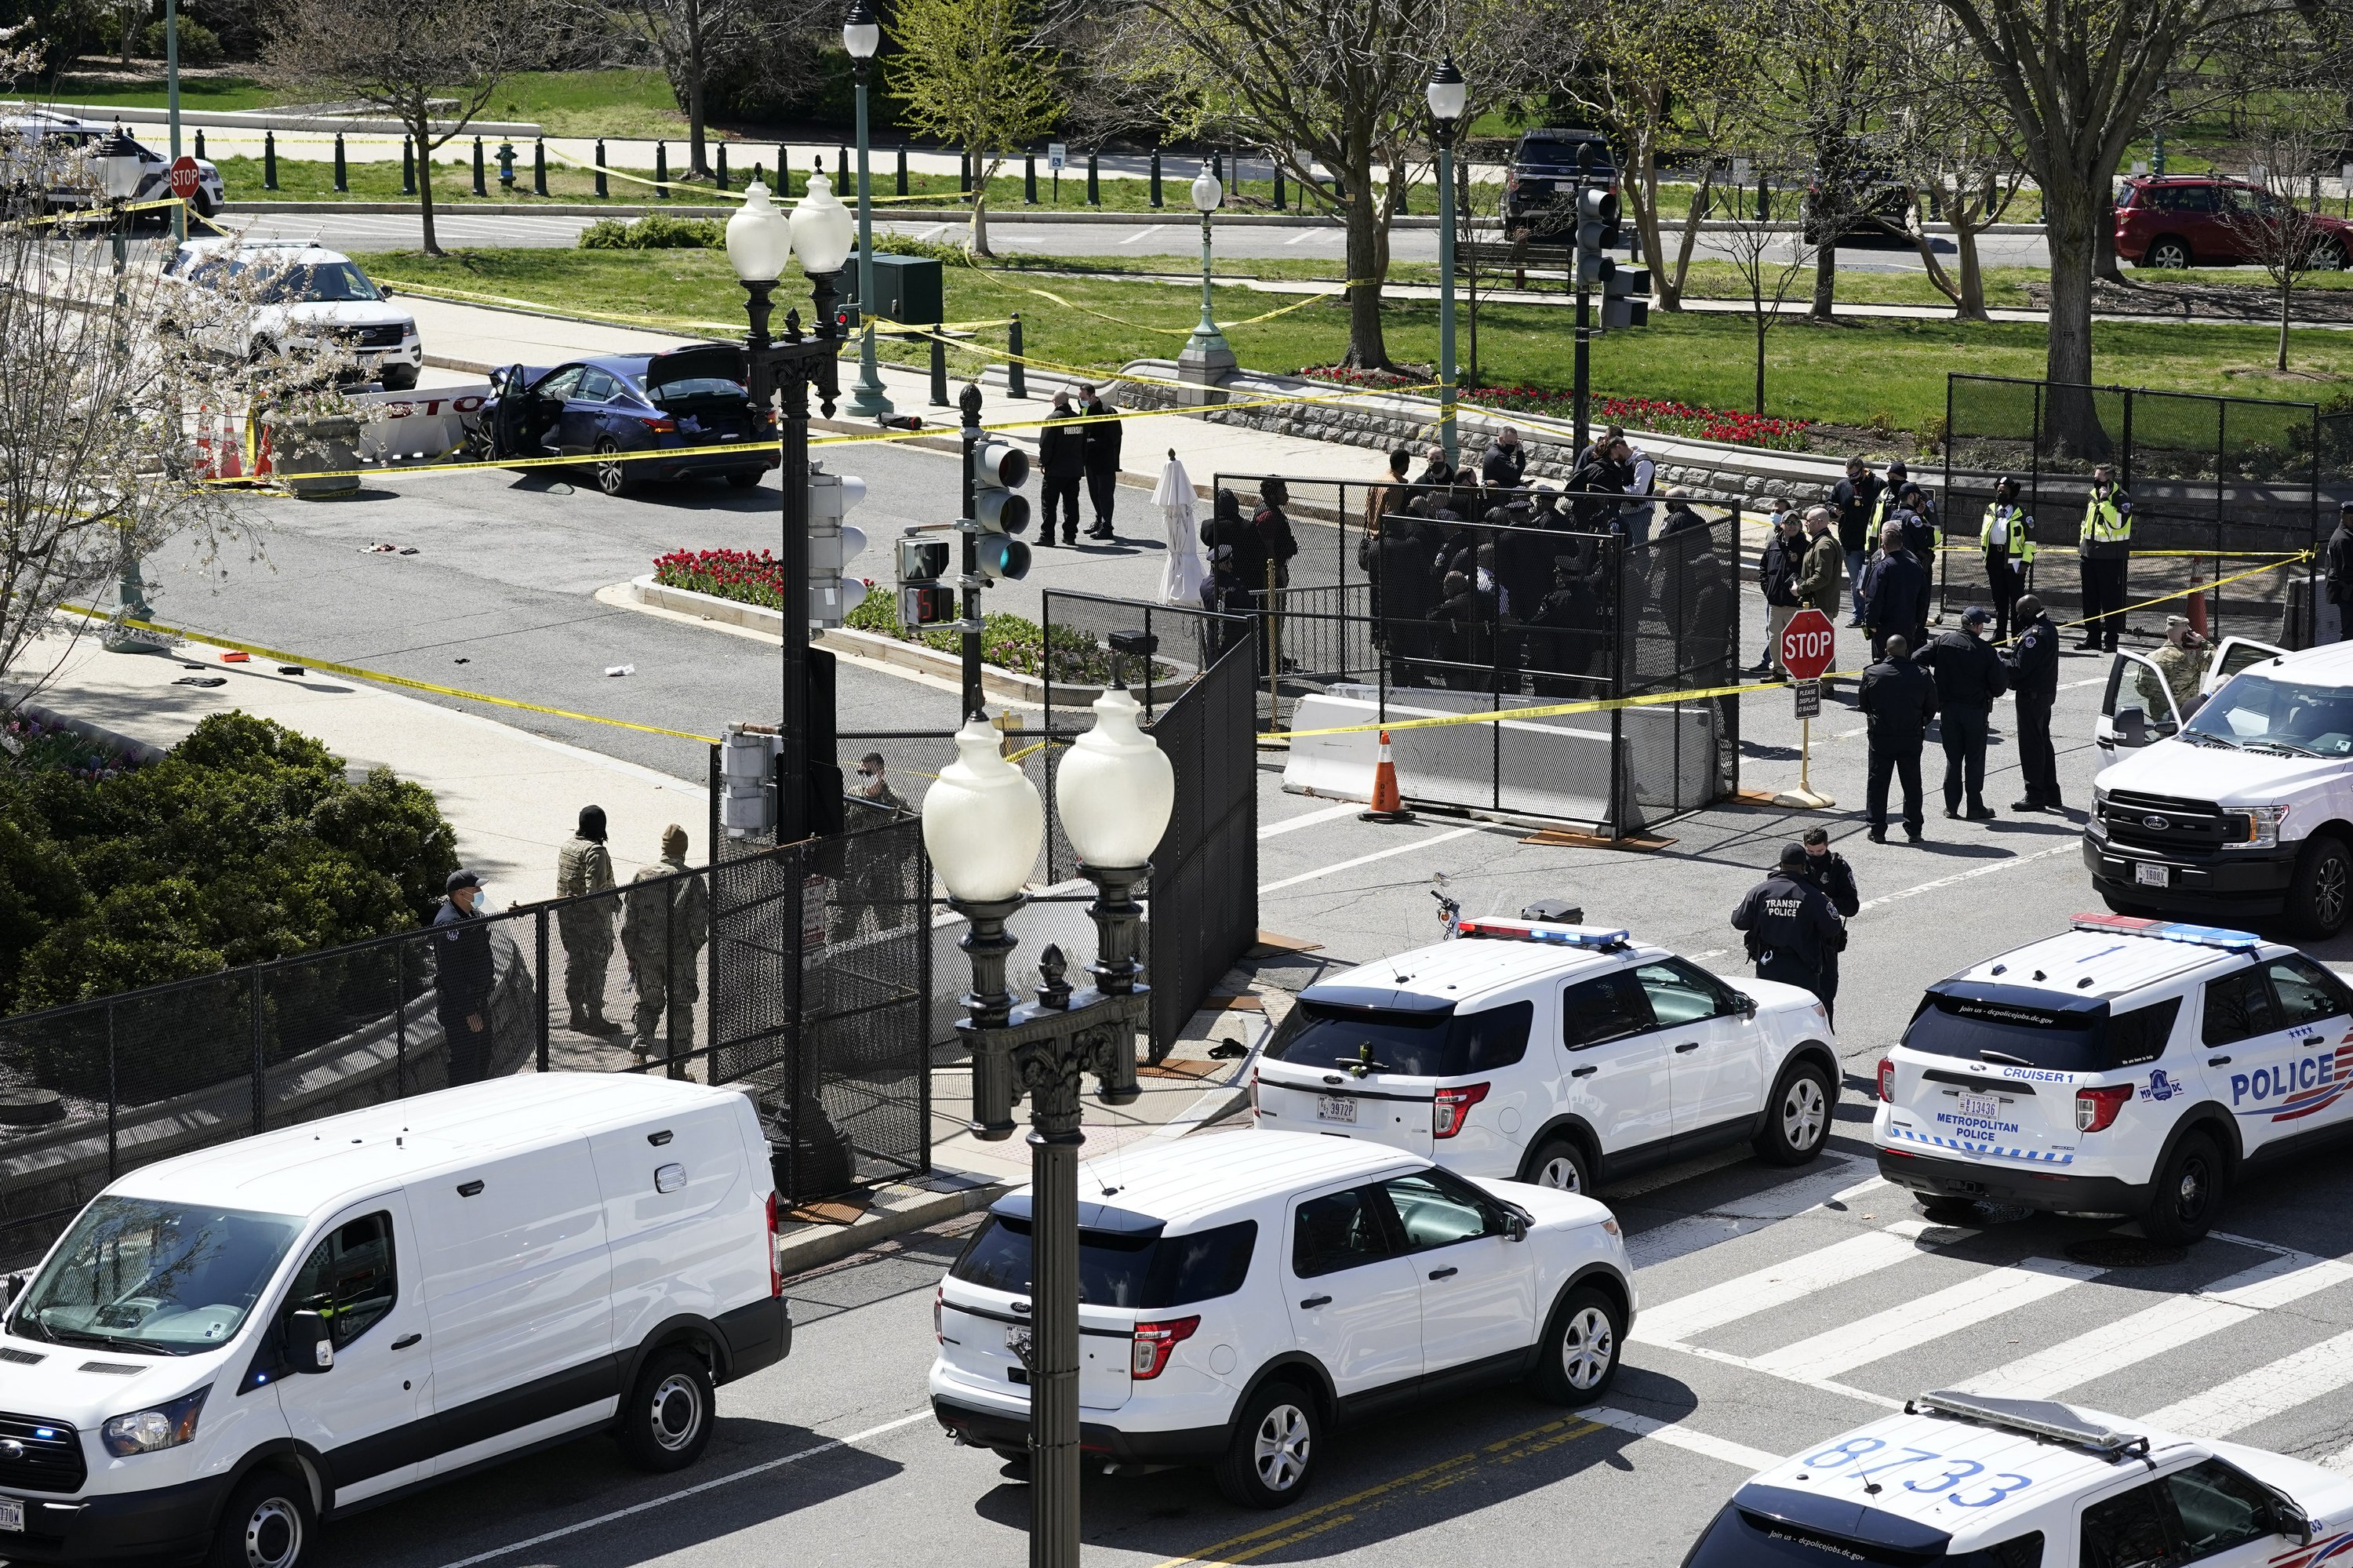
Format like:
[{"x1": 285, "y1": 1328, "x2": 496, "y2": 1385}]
[{"x1": 2115, "y1": 174, "x2": 2353, "y2": 270}]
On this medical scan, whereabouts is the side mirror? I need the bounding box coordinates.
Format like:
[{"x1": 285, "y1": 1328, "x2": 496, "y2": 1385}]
[
  {"x1": 1739, "y1": 995, "x2": 1759, "y2": 1018},
  {"x1": 378, "y1": 283, "x2": 395, "y2": 297},
  {"x1": 289, "y1": 1310, "x2": 333, "y2": 1373},
  {"x1": 1501, "y1": 1212, "x2": 1529, "y2": 1243},
  {"x1": 2115, "y1": 705, "x2": 2150, "y2": 748}
]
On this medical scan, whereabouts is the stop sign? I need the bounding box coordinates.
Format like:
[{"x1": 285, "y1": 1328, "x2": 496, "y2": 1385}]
[
  {"x1": 1780, "y1": 608, "x2": 1838, "y2": 682},
  {"x1": 168, "y1": 156, "x2": 200, "y2": 202}
]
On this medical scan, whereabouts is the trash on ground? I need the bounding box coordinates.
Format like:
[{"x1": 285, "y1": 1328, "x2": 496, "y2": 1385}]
[
  {"x1": 277, "y1": 665, "x2": 305, "y2": 676},
  {"x1": 173, "y1": 676, "x2": 228, "y2": 688},
  {"x1": 453, "y1": 657, "x2": 470, "y2": 664},
  {"x1": 220, "y1": 652, "x2": 249, "y2": 664},
  {"x1": 606, "y1": 664, "x2": 635, "y2": 677}
]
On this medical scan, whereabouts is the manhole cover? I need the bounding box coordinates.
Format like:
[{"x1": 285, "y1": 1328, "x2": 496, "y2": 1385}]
[{"x1": 2066, "y1": 1237, "x2": 2187, "y2": 1269}]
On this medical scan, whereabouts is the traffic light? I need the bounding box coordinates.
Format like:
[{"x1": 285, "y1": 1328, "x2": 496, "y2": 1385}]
[
  {"x1": 1576, "y1": 184, "x2": 1619, "y2": 287},
  {"x1": 969, "y1": 435, "x2": 1032, "y2": 581},
  {"x1": 1602, "y1": 264, "x2": 1650, "y2": 330},
  {"x1": 806, "y1": 463, "x2": 868, "y2": 628},
  {"x1": 895, "y1": 532, "x2": 955, "y2": 628}
]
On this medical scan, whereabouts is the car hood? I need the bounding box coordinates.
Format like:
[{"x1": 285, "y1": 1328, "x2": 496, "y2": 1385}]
[
  {"x1": 269, "y1": 301, "x2": 412, "y2": 330},
  {"x1": 2097, "y1": 738, "x2": 2344, "y2": 802},
  {"x1": 0, "y1": 1331, "x2": 229, "y2": 1428},
  {"x1": 1467, "y1": 1177, "x2": 1613, "y2": 1230}
]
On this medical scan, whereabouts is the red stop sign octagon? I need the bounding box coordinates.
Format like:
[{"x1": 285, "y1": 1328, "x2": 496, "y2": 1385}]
[
  {"x1": 1780, "y1": 608, "x2": 1837, "y2": 682},
  {"x1": 168, "y1": 156, "x2": 200, "y2": 202}
]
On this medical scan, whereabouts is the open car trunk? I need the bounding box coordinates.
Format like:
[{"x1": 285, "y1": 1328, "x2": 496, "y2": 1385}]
[{"x1": 643, "y1": 344, "x2": 762, "y2": 445}]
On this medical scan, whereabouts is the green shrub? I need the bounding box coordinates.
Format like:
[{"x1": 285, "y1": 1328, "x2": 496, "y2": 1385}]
[
  {"x1": 871, "y1": 231, "x2": 969, "y2": 266},
  {"x1": 0, "y1": 711, "x2": 457, "y2": 1015},
  {"x1": 139, "y1": 16, "x2": 224, "y2": 64},
  {"x1": 578, "y1": 213, "x2": 726, "y2": 250}
]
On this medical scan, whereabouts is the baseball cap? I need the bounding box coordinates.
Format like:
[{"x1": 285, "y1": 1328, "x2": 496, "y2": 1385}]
[
  {"x1": 1963, "y1": 606, "x2": 1993, "y2": 626},
  {"x1": 446, "y1": 868, "x2": 481, "y2": 893},
  {"x1": 1778, "y1": 842, "x2": 1809, "y2": 868}
]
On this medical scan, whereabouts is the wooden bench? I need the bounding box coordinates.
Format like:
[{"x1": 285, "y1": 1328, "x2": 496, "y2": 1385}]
[{"x1": 1457, "y1": 238, "x2": 1575, "y2": 286}]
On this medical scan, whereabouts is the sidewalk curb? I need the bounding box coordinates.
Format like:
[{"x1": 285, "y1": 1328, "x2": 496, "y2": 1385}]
[{"x1": 776, "y1": 1171, "x2": 1007, "y2": 1276}]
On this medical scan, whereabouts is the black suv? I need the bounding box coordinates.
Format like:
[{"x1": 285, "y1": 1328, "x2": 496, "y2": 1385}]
[{"x1": 1504, "y1": 129, "x2": 1617, "y2": 239}]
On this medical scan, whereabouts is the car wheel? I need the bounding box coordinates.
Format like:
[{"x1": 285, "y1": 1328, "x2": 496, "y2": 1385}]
[
  {"x1": 726, "y1": 469, "x2": 763, "y2": 489},
  {"x1": 205, "y1": 1469, "x2": 313, "y2": 1568},
  {"x1": 1524, "y1": 1135, "x2": 1593, "y2": 1194},
  {"x1": 594, "y1": 437, "x2": 631, "y2": 497},
  {"x1": 616, "y1": 1347, "x2": 715, "y2": 1472},
  {"x1": 1753, "y1": 1059, "x2": 1835, "y2": 1166},
  {"x1": 2142, "y1": 1132, "x2": 2226, "y2": 1246},
  {"x1": 2289, "y1": 834, "x2": 2351, "y2": 939},
  {"x1": 1918, "y1": 1196, "x2": 1980, "y2": 1226},
  {"x1": 1214, "y1": 1381, "x2": 1318, "y2": 1509},
  {"x1": 2145, "y1": 236, "x2": 2192, "y2": 269},
  {"x1": 1529, "y1": 1285, "x2": 1624, "y2": 1406}
]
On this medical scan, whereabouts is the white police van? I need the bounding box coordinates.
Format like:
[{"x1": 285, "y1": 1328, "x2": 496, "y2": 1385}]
[
  {"x1": 929, "y1": 1130, "x2": 1635, "y2": 1509},
  {"x1": 1686, "y1": 1388, "x2": 2353, "y2": 1566},
  {"x1": 2089, "y1": 635, "x2": 2353, "y2": 938},
  {"x1": 1874, "y1": 913, "x2": 2353, "y2": 1243},
  {"x1": 1252, "y1": 917, "x2": 1839, "y2": 1195}
]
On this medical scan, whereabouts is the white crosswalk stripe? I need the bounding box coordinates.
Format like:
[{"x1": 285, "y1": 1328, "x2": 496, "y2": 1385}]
[
  {"x1": 1624, "y1": 1162, "x2": 1879, "y2": 1270},
  {"x1": 2139, "y1": 1326, "x2": 2353, "y2": 1439},
  {"x1": 1634, "y1": 1220, "x2": 1973, "y2": 1345},
  {"x1": 1747, "y1": 1256, "x2": 2104, "y2": 1382}
]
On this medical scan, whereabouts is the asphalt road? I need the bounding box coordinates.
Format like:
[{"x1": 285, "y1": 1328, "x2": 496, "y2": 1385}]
[{"x1": 217, "y1": 205, "x2": 2060, "y2": 273}]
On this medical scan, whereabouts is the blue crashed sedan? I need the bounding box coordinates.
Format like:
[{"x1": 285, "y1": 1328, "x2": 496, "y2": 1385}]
[{"x1": 468, "y1": 344, "x2": 777, "y2": 495}]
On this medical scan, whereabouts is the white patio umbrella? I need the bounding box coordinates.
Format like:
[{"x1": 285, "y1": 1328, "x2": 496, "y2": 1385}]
[{"x1": 1154, "y1": 449, "x2": 1206, "y2": 607}]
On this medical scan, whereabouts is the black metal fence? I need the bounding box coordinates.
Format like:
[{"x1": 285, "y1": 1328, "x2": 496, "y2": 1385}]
[
  {"x1": 1195, "y1": 474, "x2": 1742, "y2": 835},
  {"x1": 1942, "y1": 375, "x2": 2353, "y2": 647},
  {"x1": 0, "y1": 824, "x2": 934, "y2": 1270}
]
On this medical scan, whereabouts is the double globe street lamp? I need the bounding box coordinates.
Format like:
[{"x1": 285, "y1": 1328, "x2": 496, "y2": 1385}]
[
  {"x1": 841, "y1": 0, "x2": 893, "y2": 420},
  {"x1": 725, "y1": 172, "x2": 854, "y2": 841},
  {"x1": 922, "y1": 671, "x2": 1175, "y2": 1568},
  {"x1": 1427, "y1": 58, "x2": 1467, "y2": 467}
]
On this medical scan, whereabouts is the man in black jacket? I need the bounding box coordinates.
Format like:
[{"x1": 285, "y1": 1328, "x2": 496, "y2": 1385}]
[
  {"x1": 1860, "y1": 521, "x2": 1931, "y2": 660},
  {"x1": 1036, "y1": 391, "x2": 1086, "y2": 545},
  {"x1": 1860, "y1": 634, "x2": 1938, "y2": 842},
  {"x1": 1361, "y1": 511, "x2": 1439, "y2": 686},
  {"x1": 2327, "y1": 500, "x2": 2353, "y2": 642},
  {"x1": 1568, "y1": 437, "x2": 1635, "y2": 534},
  {"x1": 1831, "y1": 457, "x2": 1885, "y2": 625},
  {"x1": 1077, "y1": 382, "x2": 1122, "y2": 540},
  {"x1": 2003, "y1": 594, "x2": 2064, "y2": 811},
  {"x1": 1731, "y1": 842, "x2": 1848, "y2": 1006},
  {"x1": 1796, "y1": 828, "x2": 1860, "y2": 1026},
  {"x1": 1916, "y1": 607, "x2": 2009, "y2": 821},
  {"x1": 1757, "y1": 509, "x2": 1805, "y2": 676},
  {"x1": 1481, "y1": 426, "x2": 1527, "y2": 491},
  {"x1": 431, "y1": 868, "x2": 496, "y2": 1085}
]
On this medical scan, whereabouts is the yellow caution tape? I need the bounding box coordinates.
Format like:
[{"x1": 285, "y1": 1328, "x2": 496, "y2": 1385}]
[
  {"x1": 2031, "y1": 551, "x2": 2311, "y2": 643},
  {"x1": 63, "y1": 605, "x2": 722, "y2": 744}
]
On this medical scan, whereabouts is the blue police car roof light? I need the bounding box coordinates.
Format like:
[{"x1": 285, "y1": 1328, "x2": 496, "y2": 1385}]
[
  {"x1": 1456, "y1": 917, "x2": 1630, "y2": 948},
  {"x1": 2070, "y1": 912, "x2": 2261, "y2": 951}
]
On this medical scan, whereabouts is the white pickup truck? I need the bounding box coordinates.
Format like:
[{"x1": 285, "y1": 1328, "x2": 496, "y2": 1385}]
[{"x1": 2088, "y1": 635, "x2": 2353, "y2": 937}]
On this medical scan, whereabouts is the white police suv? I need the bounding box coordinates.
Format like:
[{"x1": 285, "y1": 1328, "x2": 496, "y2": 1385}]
[
  {"x1": 1875, "y1": 913, "x2": 2353, "y2": 1243},
  {"x1": 1686, "y1": 1388, "x2": 2353, "y2": 1567},
  {"x1": 928, "y1": 1130, "x2": 1635, "y2": 1509},
  {"x1": 1251, "y1": 917, "x2": 1840, "y2": 1194}
]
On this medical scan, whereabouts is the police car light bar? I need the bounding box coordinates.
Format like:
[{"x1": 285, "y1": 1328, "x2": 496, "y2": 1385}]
[
  {"x1": 1456, "y1": 917, "x2": 1630, "y2": 949},
  {"x1": 1911, "y1": 1390, "x2": 2149, "y2": 1457},
  {"x1": 2070, "y1": 913, "x2": 2262, "y2": 951}
]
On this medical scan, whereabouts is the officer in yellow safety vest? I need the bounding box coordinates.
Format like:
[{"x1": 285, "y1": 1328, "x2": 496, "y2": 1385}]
[
  {"x1": 1980, "y1": 476, "x2": 2035, "y2": 643},
  {"x1": 2078, "y1": 463, "x2": 2133, "y2": 653}
]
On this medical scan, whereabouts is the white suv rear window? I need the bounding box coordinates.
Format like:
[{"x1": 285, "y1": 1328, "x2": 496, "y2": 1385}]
[
  {"x1": 951, "y1": 1217, "x2": 1256, "y2": 1308},
  {"x1": 1264, "y1": 999, "x2": 1533, "y2": 1078}
]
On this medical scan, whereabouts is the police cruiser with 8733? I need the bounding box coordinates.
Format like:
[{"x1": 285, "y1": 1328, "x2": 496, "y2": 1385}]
[{"x1": 1875, "y1": 914, "x2": 2353, "y2": 1243}]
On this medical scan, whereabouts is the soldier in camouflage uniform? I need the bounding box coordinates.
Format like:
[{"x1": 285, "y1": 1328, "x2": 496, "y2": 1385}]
[
  {"x1": 2137, "y1": 616, "x2": 2208, "y2": 725},
  {"x1": 621, "y1": 823, "x2": 710, "y2": 1060},
  {"x1": 555, "y1": 804, "x2": 618, "y2": 1034}
]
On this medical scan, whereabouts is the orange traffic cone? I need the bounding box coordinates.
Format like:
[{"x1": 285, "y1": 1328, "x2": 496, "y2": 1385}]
[{"x1": 1361, "y1": 730, "x2": 1414, "y2": 823}]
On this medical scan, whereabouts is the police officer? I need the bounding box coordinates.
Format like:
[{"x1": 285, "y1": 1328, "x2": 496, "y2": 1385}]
[
  {"x1": 555, "y1": 805, "x2": 617, "y2": 1035},
  {"x1": 2003, "y1": 593, "x2": 2063, "y2": 811},
  {"x1": 1916, "y1": 606, "x2": 2009, "y2": 821},
  {"x1": 1980, "y1": 477, "x2": 2035, "y2": 643},
  {"x1": 2078, "y1": 463, "x2": 2133, "y2": 652},
  {"x1": 1732, "y1": 842, "x2": 1848, "y2": 1007},
  {"x1": 621, "y1": 824, "x2": 711, "y2": 1062},
  {"x1": 1796, "y1": 828, "x2": 1859, "y2": 1027},
  {"x1": 1860, "y1": 632, "x2": 1938, "y2": 842},
  {"x1": 431, "y1": 868, "x2": 496, "y2": 1084}
]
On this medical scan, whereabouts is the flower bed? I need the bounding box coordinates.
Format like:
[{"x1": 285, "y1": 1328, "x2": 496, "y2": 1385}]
[
  {"x1": 654, "y1": 546, "x2": 787, "y2": 608},
  {"x1": 1296, "y1": 368, "x2": 1811, "y2": 449},
  {"x1": 0, "y1": 715, "x2": 141, "y2": 781}
]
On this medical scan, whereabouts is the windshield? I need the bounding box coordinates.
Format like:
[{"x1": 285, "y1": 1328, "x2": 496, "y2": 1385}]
[
  {"x1": 1264, "y1": 999, "x2": 1532, "y2": 1078},
  {"x1": 2184, "y1": 671, "x2": 2353, "y2": 757},
  {"x1": 951, "y1": 1217, "x2": 1255, "y2": 1308},
  {"x1": 257, "y1": 262, "x2": 383, "y2": 304},
  {"x1": 9, "y1": 1195, "x2": 302, "y2": 1355}
]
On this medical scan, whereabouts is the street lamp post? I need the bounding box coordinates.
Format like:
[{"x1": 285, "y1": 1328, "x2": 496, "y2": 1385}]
[
  {"x1": 924, "y1": 667, "x2": 1174, "y2": 1568},
  {"x1": 97, "y1": 129, "x2": 152, "y2": 650},
  {"x1": 1426, "y1": 60, "x2": 1466, "y2": 468},
  {"x1": 164, "y1": 0, "x2": 183, "y2": 242},
  {"x1": 726, "y1": 174, "x2": 852, "y2": 842},
  {"x1": 842, "y1": 0, "x2": 893, "y2": 420},
  {"x1": 1176, "y1": 162, "x2": 1235, "y2": 403}
]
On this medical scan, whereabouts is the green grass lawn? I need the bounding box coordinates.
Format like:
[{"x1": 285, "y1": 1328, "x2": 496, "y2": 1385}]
[
  {"x1": 35, "y1": 71, "x2": 279, "y2": 111},
  {"x1": 351, "y1": 245, "x2": 2353, "y2": 433},
  {"x1": 206, "y1": 153, "x2": 736, "y2": 206}
]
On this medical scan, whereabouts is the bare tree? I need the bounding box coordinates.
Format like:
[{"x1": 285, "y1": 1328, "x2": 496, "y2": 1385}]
[
  {"x1": 0, "y1": 141, "x2": 361, "y2": 700},
  {"x1": 1713, "y1": 153, "x2": 1818, "y2": 416},
  {"x1": 1092, "y1": 0, "x2": 1577, "y2": 369},
  {"x1": 591, "y1": 0, "x2": 820, "y2": 179},
  {"x1": 1882, "y1": 22, "x2": 2029, "y2": 321},
  {"x1": 264, "y1": 0, "x2": 547, "y2": 256},
  {"x1": 1746, "y1": 0, "x2": 1895, "y2": 323},
  {"x1": 885, "y1": 0, "x2": 1062, "y2": 256},
  {"x1": 2219, "y1": 120, "x2": 2341, "y2": 373}
]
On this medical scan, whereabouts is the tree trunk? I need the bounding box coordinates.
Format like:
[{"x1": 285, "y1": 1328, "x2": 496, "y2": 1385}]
[
  {"x1": 1659, "y1": 170, "x2": 1711, "y2": 311},
  {"x1": 2042, "y1": 176, "x2": 2110, "y2": 458},
  {"x1": 1753, "y1": 286, "x2": 1767, "y2": 414},
  {"x1": 970, "y1": 188, "x2": 991, "y2": 256},
  {"x1": 686, "y1": 67, "x2": 710, "y2": 180},
  {"x1": 1810, "y1": 239, "x2": 1836, "y2": 320},
  {"x1": 1341, "y1": 161, "x2": 1389, "y2": 369},
  {"x1": 2280, "y1": 275, "x2": 2293, "y2": 372},
  {"x1": 2093, "y1": 189, "x2": 2122, "y2": 282},
  {"x1": 1955, "y1": 216, "x2": 1988, "y2": 320},
  {"x1": 415, "y1": 116, "x2": 441, "y2": 257}
]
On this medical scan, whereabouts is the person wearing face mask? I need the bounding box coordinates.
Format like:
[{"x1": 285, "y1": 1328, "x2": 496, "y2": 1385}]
[
  {"x1": 1795, "y1": 828, "x2": 1859, "y2": 1027},
  {"x1": 432, "y1": 868, "x2": 496, "y2": 1084},
  {"x1": 555, "y1": 806, "x2": 618, "y2": 1035},
  {"x1": 850, "y1": 751, "x2": 907, "y2": 813}
]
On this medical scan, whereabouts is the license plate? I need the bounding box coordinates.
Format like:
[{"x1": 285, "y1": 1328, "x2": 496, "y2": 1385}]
[
  {"x1": 1005, "y1": 1324, "x2": 1032, "y2": 1362},
  {"x1": 1316, "y1": 1095, "x2": 1357, "y2": 1124},
  {"x1": 0, "y1": 1497, "x2": 21, "y2": 1533},
  {"x1": 2136, "y1": 862, "x2": 2171, "y2": 887},
  {"x1": 1957, "y1": 1093, "x2": 2000, "y2": 1119}
]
